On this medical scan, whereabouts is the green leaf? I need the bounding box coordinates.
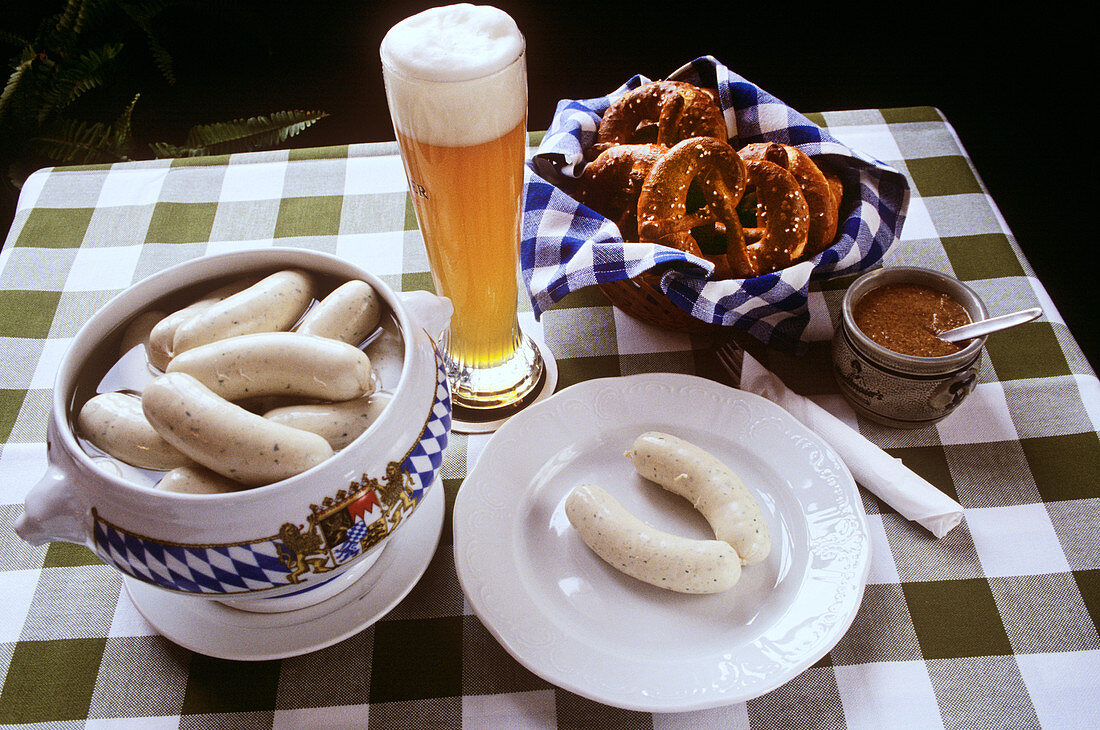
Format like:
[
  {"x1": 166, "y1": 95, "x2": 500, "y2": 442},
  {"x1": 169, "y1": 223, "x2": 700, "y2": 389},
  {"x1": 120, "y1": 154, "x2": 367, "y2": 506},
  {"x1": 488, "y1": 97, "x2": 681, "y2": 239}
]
[
  {"x1": 151, "y1": 110, "x2": 330, "y2": 158},
  {"x1": 0, "y1": 57, "x2": 34, "y2": 121},
  {"x1": 28, "y1": 115, "x2": 129, "y2": 165},
  {"x1": 36, "y1": 42, "x2": 123, "y2": 121}
]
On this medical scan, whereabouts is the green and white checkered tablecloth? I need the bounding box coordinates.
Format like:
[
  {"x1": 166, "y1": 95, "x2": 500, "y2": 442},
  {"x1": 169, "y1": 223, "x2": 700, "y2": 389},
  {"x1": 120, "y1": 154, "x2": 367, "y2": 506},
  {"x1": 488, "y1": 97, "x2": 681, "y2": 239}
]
[{"x1": 1, "y1": 107, "x2": 1097, "y2": 728}]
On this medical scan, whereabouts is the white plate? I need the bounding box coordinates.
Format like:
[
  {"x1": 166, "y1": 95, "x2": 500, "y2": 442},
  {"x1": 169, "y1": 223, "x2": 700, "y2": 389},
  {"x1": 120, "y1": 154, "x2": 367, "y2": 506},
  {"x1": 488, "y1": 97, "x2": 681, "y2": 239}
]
[
  {"x1": 124, "y1": 478, "x2": 445, "y2": 661},
  {"x1": 453, "y1": 373, "x2": 871, "y2": 712}
]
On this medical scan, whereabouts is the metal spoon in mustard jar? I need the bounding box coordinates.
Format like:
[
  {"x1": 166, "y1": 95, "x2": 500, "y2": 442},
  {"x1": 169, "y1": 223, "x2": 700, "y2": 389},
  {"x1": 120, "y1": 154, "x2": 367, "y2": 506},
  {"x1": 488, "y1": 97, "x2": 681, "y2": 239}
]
[{"x1": 937, "y1": 307, "x2": 1043, "y2": 343}]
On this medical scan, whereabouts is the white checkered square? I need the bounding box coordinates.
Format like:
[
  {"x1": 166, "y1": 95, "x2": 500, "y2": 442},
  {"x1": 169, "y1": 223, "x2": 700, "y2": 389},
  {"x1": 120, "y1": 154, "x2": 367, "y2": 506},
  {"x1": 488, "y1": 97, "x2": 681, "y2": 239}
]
[
  {"x1": 0, "y1": 443, "x2": 46, "y2": 504},
  {"x1": 833, "y1": 661, "x2": 942, "y2": 729},
  {"x1": 461, "y1": 690, "x2": 556, "y2": 729},
  {"x1": 96, "y1": 166, "x2": 169, "y2": 208},
  {"x1": 654, "y1": 703, "x2": 751, "y2": 729},
  {"x1": 864, "y1": 514, "x2": 901, "y2": 585},
  {"x1": 937, "y1": 382, "x2": 1017, "y2": 445},
  {"x1": 0, "y1": 569, "x2": 40, "y2": 642},
  {"x1": 64, "y1": 245, "x2": 144, "y2": 291},
  {"x1": 219, "y1": 158, "x2": 287, "y2": 201},
  {"x1": 345, "y1": 153, "x2": 410, "y2": 195},
  {"x1": 1016, "y1": 650, "x2": 1100, "y2": 730},
  {"x1": 29, "y1": 337, "x2": 72, "y2": 389},
  {"x1": 896, "y1": 195, "x2": 938, "y2": 242},
  {"x1": 334, "y1": 232, "x2": 406, "y2": 276},
  {"x1": 968, "y1": 504, "x2": 1070, "y2": 578},
  {"x1": 828, "y1": 123, "x2": 904, "y2": 167}
]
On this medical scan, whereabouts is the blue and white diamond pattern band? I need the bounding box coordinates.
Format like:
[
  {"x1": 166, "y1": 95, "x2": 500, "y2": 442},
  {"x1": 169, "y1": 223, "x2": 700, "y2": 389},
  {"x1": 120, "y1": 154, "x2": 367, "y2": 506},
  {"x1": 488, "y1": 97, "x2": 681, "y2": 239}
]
[{"x1": 92, "y1": 353, "x2": 451, "y2": 595}]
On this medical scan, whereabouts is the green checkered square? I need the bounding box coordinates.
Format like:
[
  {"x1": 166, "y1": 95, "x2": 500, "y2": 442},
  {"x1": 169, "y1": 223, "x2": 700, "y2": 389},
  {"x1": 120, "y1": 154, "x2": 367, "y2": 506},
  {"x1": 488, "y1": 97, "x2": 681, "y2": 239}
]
[
  {"x1": 905, "y1": 156, "x2": 983, "y2": 198},
  {"x1": 555, "y1": 355, "x2": 621, "y2": 390},
  {"x1": 941, "y1": 233, "x2": 1026, "y2": 281},
  {"x1": 1019, "y1": 432, "x2": 1100, "y2": 503},
  {"x1": 144, "y1": 201, "x2": 218, "y2": 244},
  {"x1": 274, "y1": 196, "x2": 343, "y2": 238},
  {"x1": 986, "y1": 321, "x2": 1070, "y2": 381},
  {"x1": 370, "y1": 616, "x2": 463, "y2": 703},
  {"x1": 1075, "y1": 569, "x2": 1100, "y2": 631},
  {"x1": 0, "y1": 638, "x2": 106, "y2": 723},
  {"x1": 888, "y1": 446, "x2": 959, "y2": 501},
  {"x1": 0, "y1": 290, "x2": 61, "y2": 338},
  {"x1": 400, "y1": 271, "x2": 435, "y2": 294},
  {"x1": 13, "y1": 207, "x2": 95, "y2": 248},
  {"x1": 43, "y1": 542, "x2": 102, "y2": 568},
  {"x1": 183, "y1": 654, "x2": 281, "y2": 714},
  {"x1": 903, "y1": 578, "x2": 1013, "y2": 660},
  {"x1": 0, "y1": 389, "x2": 28, "y2": 444},
  {"x1": 881, "y1": 107, "x2": 946, "y2": 124}
]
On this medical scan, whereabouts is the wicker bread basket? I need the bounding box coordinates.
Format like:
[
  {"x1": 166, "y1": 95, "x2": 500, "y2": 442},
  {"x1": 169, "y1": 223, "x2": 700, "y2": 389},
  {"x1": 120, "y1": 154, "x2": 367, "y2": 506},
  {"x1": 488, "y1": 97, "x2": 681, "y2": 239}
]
[{"x1": 598, "y1": 270, "x2": 725, "y2": 333}]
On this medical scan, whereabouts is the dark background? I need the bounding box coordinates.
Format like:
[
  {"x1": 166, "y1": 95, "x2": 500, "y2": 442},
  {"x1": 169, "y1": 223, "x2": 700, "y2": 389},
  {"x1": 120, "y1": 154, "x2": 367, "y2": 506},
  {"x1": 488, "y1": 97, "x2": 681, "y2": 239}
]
[{"x1": 4, "y1": 2, "x2": 1094, "y2": 368}]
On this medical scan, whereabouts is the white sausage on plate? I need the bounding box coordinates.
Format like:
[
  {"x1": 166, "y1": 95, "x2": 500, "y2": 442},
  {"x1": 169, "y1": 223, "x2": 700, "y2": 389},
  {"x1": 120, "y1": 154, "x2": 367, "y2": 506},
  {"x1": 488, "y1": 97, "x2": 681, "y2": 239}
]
[
  {"x1": 77, "y1": 391, "x2": 193, "y2": 471},
  {"x1": 295, "y1": 279, "x2": 381, "y2": 346},
  {"x1": 142, "y1": 372, "x2": 334, "y2": 487},
  {"x1": 565, "y1": 483, "x2": 741, "y2": 594},
  {"x1": 166, "y1": 331, "x2": 374, "y2": 403},
  {"x1": 627, "y1": 432, "x2": 770, "y2": 565},
  {"x1": 171, "y1": 269, "x2": 314, "y2": 355}
]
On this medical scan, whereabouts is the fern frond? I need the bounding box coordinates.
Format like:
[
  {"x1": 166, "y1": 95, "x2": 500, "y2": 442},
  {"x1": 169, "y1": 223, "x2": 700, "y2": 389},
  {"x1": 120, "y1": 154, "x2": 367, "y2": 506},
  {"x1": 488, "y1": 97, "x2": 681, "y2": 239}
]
[
  {"x1": 53, "y1": 0, "x2": 111, "y2": 39},
  {"x1": 36, "y1": 42, "x2": 123, "y2": 120},
  {"x1": 28, "y1": 115, "x2": 128, "y2": 164},
  {"x1": 111, "y1": 92, "x2": 139, "y2": 150},
  {"x1": 152, "y1": 110, "x2": 329, "y2": 158},
  {"x1": 0, "y1": 57, "x2": 34, "y2": 122}
]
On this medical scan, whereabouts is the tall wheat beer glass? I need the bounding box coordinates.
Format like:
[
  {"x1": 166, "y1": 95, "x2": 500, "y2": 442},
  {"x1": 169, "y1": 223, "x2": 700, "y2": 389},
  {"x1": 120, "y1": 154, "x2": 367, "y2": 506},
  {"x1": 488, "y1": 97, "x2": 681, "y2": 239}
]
[{"x1": 381, "y1": 5, "x2": 544, "y2": 418}]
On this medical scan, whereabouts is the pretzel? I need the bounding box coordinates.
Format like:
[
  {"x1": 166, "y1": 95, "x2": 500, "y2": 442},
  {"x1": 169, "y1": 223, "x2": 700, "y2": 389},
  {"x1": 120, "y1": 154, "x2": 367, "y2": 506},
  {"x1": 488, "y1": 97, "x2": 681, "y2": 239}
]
[
  {"x1": 738, "y1": 142, "x2": 841, "y2": 255},
  {"x1": 576, "y1": 143, "x2": 666, "y2": 241},
  {"x1": 635, "y1": 137, "x2": 748, "y2": 278},
  {"x1": 592, "y1": 81, "x2": 726, "y2": 157},
  {"x1": 738, "y1": 158, "x2": 810, "y2": 274}
]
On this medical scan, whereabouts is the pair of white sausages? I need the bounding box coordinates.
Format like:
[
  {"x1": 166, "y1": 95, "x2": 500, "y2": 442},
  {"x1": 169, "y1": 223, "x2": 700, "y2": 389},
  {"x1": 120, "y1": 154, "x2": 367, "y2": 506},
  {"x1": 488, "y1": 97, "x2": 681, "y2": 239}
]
[
  {"x1": 565, "y1": 432, "x2": 771, "y2": 594},
  {"x1": 79, "y1": 270, "x2": 387, "y2": 492}
]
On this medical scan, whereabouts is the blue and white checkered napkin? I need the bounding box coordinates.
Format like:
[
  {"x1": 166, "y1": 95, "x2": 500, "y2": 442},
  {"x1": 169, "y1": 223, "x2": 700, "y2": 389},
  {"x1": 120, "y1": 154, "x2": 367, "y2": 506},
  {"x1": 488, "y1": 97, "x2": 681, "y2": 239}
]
[{"x1": 520, "y1": 55, "x2": 910, "y2": 349}]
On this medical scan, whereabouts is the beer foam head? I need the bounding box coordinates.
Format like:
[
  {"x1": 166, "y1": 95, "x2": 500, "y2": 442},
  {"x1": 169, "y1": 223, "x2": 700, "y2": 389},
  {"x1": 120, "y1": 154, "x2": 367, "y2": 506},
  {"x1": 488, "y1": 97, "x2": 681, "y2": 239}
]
[
  {"x1": 380, "y1": 4, "x2": 523, "y2": 83},
  {"x1": 380, "y1": 4, "x2": 526, "y2": 147}
]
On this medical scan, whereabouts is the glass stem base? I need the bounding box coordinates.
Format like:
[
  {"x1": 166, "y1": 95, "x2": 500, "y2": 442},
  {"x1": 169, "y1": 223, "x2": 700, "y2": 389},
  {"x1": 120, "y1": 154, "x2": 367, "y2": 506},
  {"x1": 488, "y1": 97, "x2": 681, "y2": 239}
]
[{"x1": 444, "y1": 329, "x2": 544, "y2": 411}]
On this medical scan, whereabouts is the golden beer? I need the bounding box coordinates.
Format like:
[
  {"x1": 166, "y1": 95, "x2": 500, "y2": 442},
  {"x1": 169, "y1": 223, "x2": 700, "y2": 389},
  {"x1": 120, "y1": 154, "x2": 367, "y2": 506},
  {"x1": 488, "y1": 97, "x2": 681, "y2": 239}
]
[
  {"x1": 381, "y1": 5, "x2": 543, "y2": 416},
  {"x1": 396, "y1": 120, "x2": 527, "y2": 368}
]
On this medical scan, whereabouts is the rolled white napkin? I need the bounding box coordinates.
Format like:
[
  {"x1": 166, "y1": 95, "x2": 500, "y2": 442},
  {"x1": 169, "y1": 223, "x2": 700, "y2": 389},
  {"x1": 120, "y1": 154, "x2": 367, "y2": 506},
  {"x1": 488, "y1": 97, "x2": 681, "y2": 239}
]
[{"x1": 739, "y1": 351, "x2": 964, "y2": 538}]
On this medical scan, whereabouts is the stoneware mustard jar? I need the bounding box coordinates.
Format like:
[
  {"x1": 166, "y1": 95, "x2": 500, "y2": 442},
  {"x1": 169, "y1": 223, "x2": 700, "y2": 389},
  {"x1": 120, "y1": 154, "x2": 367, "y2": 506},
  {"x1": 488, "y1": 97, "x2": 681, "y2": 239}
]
[
  {"x1": 14, "y1": 247, "x2": 453, "y2": 612},
  {"x1": 832, "y1": 266, "x2": 988, "y2": 429}
]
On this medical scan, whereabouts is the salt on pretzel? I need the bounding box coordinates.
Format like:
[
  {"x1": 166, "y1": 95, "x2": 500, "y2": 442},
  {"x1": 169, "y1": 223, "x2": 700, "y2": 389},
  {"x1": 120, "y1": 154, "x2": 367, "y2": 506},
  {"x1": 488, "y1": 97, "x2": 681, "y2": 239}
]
[
  {"x1": 577, "y1": 143, "x2": 666, "y2": 241},
  {"x1": 635, "y1": 136, "x2": 748, "y2": 279},
  {"x1": 739, "y1": 142, "x2": 841, "y2": 255},
  {"x1": 592, "y1": 80, "x2": 726, "y2": 157},
  {"x1": 738, "y1": 158, "x2": 810, "y2": 276}
]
